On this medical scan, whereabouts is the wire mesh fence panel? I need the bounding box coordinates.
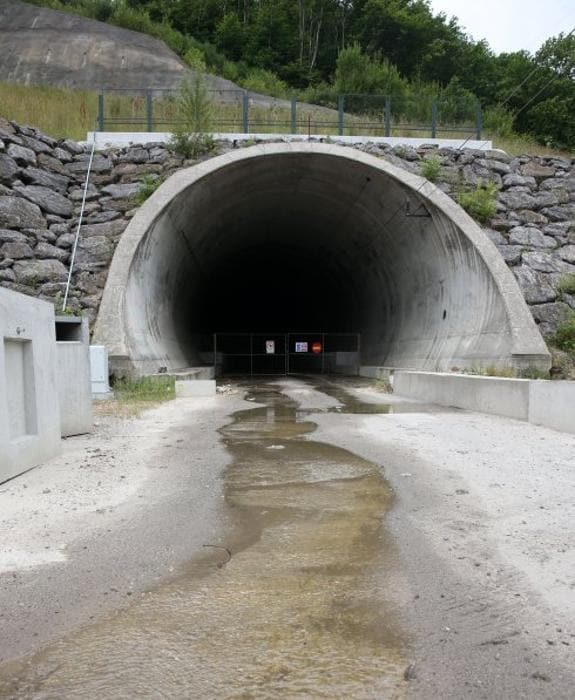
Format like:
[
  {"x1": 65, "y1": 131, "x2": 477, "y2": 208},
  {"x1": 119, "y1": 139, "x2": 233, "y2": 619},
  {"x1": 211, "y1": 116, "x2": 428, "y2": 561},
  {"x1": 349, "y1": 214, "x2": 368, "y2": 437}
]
[{"x1": 97, "y1": 89, "x2": 482, "y2": 139}]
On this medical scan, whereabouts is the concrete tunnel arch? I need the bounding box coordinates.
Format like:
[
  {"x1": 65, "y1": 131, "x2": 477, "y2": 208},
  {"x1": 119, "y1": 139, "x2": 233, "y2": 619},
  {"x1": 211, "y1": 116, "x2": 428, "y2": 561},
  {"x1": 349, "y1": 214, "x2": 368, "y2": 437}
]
[{"x1": 93, "y1": 142, "x2": 550, "y2": 376}]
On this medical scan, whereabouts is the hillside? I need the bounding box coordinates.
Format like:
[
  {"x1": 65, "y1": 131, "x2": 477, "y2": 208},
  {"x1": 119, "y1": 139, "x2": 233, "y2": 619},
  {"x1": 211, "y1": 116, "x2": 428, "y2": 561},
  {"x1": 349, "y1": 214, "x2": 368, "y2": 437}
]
[{"x1": 0, "y1": 0, "x2": 238, "y2": 92}]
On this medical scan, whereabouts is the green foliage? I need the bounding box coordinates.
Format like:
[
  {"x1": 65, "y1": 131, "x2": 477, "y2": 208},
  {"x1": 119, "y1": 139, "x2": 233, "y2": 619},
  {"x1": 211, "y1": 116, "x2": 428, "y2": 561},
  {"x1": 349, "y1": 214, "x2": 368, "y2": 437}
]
[
  {"x1": 558, "y1": 274, "x2": 575, "y2": 296},
  {"x1": 169, "y1": 75, "x2": 215, "y2": 158},
  {"x1": 240, "y1": 68, "x2": 289, "y2": 98},
  {"x1": 553, "y1": 315, "x2": 575, "y2": 355},
  {"x1": 23, "y1": 0, "x2": 575, "y2": 149},
  {"x1": 483, "y1": 105, "x2": 516, "y2": 139},
  {"x1": 457, "y1": 181, "x2": 498, "y2": 223},
  {"x1": 334, "y1": 44, "x2": 406, "y2": 96},
  {"x1": 183, "y1": 46, "x2": 206, "y2": 72},
  {"x1": 134, "y1": 175, "x2": 163, "y2": 204},
  {"x1": 113, "y1": 376, "x2": 175, "y2": 403},
  {"x1": 420, "y1": 155, "x2": 442, "y2": 183}
]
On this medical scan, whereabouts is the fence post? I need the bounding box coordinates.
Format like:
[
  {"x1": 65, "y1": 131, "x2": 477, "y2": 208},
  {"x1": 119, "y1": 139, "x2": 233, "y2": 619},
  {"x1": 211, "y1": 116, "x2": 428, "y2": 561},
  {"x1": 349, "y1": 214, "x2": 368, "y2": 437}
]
[
  {"x1": 290, "y1": 96, "x2": 297, "y2": 134},
  {"x1": 431, "y1": 100, "x2": 437, "y2": 139},
  {"x1": 242, "y1": 91, "x2": 249, "y2": 133},
  {"x1": 384, "y1": 97, "x2": 391, "y2": 137},
  {"x1": 338, "y1": 95, "x2": 344, "y2": 136},
  {"x1": 146, "y1": 90, "x2": 153, "y2": 132},
  {"x1": 97, "y1": 92, "x2": 105, "y2": 132},
  {"x1": 475, "y1": 105, "x2": 482, "y2": 140}
]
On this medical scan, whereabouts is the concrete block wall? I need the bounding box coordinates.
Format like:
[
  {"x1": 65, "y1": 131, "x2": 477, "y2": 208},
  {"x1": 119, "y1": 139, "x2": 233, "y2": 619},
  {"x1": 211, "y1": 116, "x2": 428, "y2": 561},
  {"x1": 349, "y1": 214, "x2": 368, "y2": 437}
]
[
  {"x1": 0, "y1": 288, "x2": 61, "y2": 482},
  {"x1": 393, "y1": 370, "x2": 575, "y2": 434}
]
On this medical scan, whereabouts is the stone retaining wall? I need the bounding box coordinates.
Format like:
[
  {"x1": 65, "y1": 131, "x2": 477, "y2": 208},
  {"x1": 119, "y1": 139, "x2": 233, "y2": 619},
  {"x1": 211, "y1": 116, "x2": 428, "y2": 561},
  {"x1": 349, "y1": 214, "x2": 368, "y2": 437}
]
[{"x1": 0, "y1": 117, "x2": 574, "y2": 338}]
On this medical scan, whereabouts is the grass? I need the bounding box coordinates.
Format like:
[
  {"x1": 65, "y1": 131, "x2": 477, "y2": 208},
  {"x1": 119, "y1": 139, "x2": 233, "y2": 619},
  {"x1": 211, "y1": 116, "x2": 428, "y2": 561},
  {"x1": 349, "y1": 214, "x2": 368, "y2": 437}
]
[
  {"x1": 1, "y1": 80, "x2": 572, "y2": 156},
  {"x1": 0, "y1": 82, "x2": 98, "y2": 139},
  {"x1": 420, "y1": 155, "x2": 442, "y2": 182},
  {"x1": 457, "y1": 181, "x2": 498, "y2": 223},
  {"x1": 466, "y1": 365, "x2": 550, "y2": 379},
  {"x1": 558, "y1": 274, "x2": 575, "y2": 296},
  {"x1": 134, "y1": 174, "x2": 164, "y2": 204},
  {"x1": 94, "y1": 376, "x2": 176, "y2": 418}
]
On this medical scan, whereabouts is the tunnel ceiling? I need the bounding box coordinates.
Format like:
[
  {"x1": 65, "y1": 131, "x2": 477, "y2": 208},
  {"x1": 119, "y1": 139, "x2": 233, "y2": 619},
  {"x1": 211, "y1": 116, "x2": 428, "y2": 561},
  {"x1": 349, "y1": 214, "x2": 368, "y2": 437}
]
[{"x1": 93, "y1": 143, "x2": 549, "y2": 376}]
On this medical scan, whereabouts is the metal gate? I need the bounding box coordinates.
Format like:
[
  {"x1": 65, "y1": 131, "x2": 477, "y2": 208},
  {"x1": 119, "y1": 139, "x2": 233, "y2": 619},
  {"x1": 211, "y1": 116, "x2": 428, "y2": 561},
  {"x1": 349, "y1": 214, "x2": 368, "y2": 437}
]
[{"x1": 214, "y1": 333, "x2": 360, "y2": 376}]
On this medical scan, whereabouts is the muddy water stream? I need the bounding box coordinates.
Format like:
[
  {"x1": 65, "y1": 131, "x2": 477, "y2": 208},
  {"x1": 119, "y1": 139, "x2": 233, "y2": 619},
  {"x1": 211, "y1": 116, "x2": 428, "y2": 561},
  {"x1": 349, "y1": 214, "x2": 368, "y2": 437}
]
[{"x1": 0, "y1": 381, "x2": 406, "y2": 698}]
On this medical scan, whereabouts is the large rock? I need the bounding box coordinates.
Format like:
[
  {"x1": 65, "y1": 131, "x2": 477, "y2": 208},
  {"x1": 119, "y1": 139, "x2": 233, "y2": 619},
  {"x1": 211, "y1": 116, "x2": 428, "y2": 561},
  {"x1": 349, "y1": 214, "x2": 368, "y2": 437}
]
[
  {"x1": 521, "y1": 163, "x2": 555, "y2": 179},
  {"x1": 508, "y1": 226, "x2": 556, "y2": 249},
  {"x1": 0, "y1": 195, "x2": 45, "y2": 229},
  {"x1": 496, "y1": 245, "x2": 522, "y2": 265},
  {"x1": 522, "y1": 251, "x2": 570, "y2": 274},
  {"x1": 557, "y1": 245, "x2": 575, "y2": 264},
  {"x1": 530, "y1": 302, "x2": 572, "y2": 337},
  {"x1": 499, "y1": 189, "x2": 537, "y2": 210},
  {"x1": 14, "y1": 185, "x2": 73, "y2": 217},
  {"x1": 13, "y1": 258, "x2": 68, "y2": 284},
  {"x1": 0, "y1": 154, "x2": 18, "y2": 184},
  {"x1": 7, "y1": 142, "x2": 36, "y2": 166},
  {"x1": 75, "y1": 236, "x2": 114, "y2": 264},
  {"x1": 21, "y1": 167, "x2": 70, "y2": 193},
  {"x1": 78, "y1": 219, "x2": 126, "y2": 239},
  {"x1": 512, "y1": 266, "x2": 557, "y2": 304},
  {"x1": 541, "y1": 204, "x2": 575, "y2": 222},
  {"x1": 101, "y1": 183, "x2": 139, "y2": 200},
  {"x1": 34, "y1": 241, "x2": 69, "y2": 262},
  {"x1": 0, "y1": 241, "x2": 34, "y2": 259}
]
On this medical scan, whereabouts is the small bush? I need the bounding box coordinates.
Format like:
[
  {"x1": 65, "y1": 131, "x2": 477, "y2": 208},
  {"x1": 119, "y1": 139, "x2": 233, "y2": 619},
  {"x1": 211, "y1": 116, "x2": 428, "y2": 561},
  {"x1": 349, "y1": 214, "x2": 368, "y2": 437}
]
[
  {"x1": 420, "y1": 155, "x2": 442, "y2": 182},
  {"x1": 134, "y1": 175, "x2": 163, "y2": 204},
  {"x1": 169, "y1": 74, "x2": 215, "y2": 159},
  {"x1": 239, "y1": 68, "x2": 289, "y2": 98},
  {"x1": 553, "y1": 315, "x2": 575, "y2": 355},
  {"x1": 558, "y1": 274, "x2": 575, "y2": 296},
  {"x1": 113, "y1": 377, "x2": 175, "y2": 403},
  {"x1": 457, "y1": 181, "x2": 498, "y2": 223}
]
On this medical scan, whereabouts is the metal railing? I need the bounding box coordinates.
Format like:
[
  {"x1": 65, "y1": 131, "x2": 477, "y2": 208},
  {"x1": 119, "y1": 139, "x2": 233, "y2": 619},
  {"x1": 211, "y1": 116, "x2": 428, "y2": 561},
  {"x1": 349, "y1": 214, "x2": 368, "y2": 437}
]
[{"x1": 96, "y1": 88, "x2": 483, "y2": 139}]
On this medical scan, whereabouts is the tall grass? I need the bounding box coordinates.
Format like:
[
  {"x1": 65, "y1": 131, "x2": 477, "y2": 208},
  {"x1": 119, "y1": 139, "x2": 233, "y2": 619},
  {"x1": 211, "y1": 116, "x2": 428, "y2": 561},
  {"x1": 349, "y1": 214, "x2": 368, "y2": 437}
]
[
  {"x1": 0, "y1": 81, "x2": 570, "y2": 157},
  {"x1": 0, "y1": 82, "x2": 98, "y2": 139}
]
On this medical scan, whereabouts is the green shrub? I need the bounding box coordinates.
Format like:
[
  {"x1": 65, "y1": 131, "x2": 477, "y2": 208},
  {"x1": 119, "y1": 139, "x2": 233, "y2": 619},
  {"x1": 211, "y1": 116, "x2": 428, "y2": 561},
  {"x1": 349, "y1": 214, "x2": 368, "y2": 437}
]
[
  {"x1": 420, "y1": 155, "x2": 442, "y2": 182},
  {"x1": 457, "y1": 181, "x2": 498, "y2": 223},
  {"x1": 134, "y1": 175, "x2": 163, "y2": 204},
  {"x1": 113, "y1": 377, "x2": 175, "y2": 402},
  {"x1": 558, "y1": 274, "x2": 575, "y2": 296},
  {"x1": 239, "y1": 68, "x2": 289, "y2": 98},
  {"x1": 168, "y1": 74, "x2": 215, "y2": 158},
  {"x1": 553, "y1": 315, "x2": 575, "y2": 355}
]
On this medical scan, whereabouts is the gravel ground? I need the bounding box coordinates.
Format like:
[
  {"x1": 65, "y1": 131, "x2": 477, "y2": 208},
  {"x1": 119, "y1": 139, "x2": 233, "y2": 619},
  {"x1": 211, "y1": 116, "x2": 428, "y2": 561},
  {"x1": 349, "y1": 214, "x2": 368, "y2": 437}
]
[
  {"x1": 1, "y1": 379, "x2": 574, "y2": 699},
  {"x1": 0, "y1": 393, "x2": 250, "y2": 663}
]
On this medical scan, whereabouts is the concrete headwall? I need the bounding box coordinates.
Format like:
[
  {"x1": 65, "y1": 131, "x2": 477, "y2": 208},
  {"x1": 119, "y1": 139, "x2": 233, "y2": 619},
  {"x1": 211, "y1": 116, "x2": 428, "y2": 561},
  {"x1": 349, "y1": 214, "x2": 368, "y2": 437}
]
[
  {"x1": 393, "y1": 370, "x2": 575, "y2": 434},
  {"x1": 0, "y1": 287, "x2": 61, "y2": 482}
]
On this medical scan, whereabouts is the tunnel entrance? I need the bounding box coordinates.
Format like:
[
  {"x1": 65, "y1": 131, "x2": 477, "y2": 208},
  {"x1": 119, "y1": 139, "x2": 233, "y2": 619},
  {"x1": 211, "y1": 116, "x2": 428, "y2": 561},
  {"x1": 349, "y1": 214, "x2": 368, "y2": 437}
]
[
  {"x1": 215, "y1": 333, "x2": 360, "y2": 376},
  {"x1": 93, "y1": 143, "x2": 549, "y2": 378}
]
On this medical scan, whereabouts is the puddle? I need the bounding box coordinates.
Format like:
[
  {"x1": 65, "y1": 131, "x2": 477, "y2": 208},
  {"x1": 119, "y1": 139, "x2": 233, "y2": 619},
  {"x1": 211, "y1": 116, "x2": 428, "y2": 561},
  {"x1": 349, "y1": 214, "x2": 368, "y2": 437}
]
[{"x1": 0, "y1": 382, "x2": 407, "y2": 699}]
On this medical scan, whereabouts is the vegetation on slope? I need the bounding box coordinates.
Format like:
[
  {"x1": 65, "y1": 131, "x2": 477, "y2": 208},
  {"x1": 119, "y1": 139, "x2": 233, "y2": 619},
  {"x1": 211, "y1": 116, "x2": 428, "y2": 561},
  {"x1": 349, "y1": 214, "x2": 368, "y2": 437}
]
[{"x1": 23, "y1": 0, "x2": 575, "y2": 151}]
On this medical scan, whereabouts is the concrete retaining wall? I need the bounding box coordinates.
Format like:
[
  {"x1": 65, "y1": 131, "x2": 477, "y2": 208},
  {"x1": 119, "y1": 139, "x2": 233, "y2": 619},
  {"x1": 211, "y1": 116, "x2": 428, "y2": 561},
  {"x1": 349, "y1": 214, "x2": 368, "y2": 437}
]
[
  {"x1": 56, "y1": 316, "x2": 92, "y2": 436},
  {"x1": 393, "y1": 370, "x2": 575, "y2": 434},
  {"x1": 0, "y1": 288, "x2": 61, "y2": 482}
]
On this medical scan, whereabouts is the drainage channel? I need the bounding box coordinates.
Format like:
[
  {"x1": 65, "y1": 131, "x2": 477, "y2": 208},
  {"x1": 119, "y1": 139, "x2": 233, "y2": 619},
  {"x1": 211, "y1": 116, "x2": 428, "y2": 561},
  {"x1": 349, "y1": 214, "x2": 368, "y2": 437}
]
[{"x1": 0, "y1": 380, "x2": 407, "y2": 698}]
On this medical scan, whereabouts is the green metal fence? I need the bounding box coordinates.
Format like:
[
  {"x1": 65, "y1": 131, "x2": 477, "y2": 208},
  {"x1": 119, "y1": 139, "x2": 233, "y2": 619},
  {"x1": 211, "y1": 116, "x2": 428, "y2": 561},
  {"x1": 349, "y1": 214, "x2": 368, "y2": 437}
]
[{"x1": 97, "y1": 88, "x2": 482, "y2": 139}]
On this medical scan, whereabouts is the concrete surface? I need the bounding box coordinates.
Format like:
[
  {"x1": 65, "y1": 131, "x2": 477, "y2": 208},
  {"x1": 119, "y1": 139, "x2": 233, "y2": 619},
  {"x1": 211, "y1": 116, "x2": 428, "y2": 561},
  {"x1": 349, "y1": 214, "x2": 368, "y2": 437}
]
[
  {"x1": 87, "y1": 131, "x2": 493, "y2": 151},
  {"x1": 394, "y1": 370, "x2": 531, "y2": 420},
  {"x1": 0, "y1": 288, "x2": 60, "y2": 483},
  {"x1": 56, "y1": 317, "x2": 93, "y2": 437},
  {"x1": 93, "y1": 143, "x2": 549, "y2": 377},
  {"x1": 0, "y1": 377, "x2": 573, "y2": 698},
  {"x1": 394, "y1": 370, "x2": 575, "y2": 434},
  {"x1": 529, "y1": 380, "x2": 575, "y2": 434},
  {"x1": 89, "y1": 345, "x2": 113, "y2": 399},
  {"x1": 0, "y1": 0, "x2": 239, "y2": 93},
  {"x1": 175, "y1": 379, "x2": 216, "y2": 397}
]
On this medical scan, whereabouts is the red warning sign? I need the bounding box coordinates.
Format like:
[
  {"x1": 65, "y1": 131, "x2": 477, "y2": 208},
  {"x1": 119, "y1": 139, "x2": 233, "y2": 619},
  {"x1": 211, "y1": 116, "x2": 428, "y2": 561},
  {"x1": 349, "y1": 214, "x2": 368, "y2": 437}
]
[{"x1": 311, "y1": 341, "x2": 323, "y2": 354}]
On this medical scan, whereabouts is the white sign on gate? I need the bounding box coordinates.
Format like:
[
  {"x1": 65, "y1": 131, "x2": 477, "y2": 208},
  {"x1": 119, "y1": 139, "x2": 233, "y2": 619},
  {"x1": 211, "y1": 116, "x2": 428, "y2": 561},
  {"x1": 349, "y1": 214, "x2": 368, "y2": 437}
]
[{"x1": 266, "y1": 340, "x2": 275, "y2": 354}]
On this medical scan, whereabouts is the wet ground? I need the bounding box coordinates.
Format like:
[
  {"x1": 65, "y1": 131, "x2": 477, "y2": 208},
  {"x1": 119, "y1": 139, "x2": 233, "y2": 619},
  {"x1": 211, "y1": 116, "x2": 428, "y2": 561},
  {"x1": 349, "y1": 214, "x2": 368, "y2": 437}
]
[{"x1": 0, "y1": 380, "x2": 408, "y2": 699}]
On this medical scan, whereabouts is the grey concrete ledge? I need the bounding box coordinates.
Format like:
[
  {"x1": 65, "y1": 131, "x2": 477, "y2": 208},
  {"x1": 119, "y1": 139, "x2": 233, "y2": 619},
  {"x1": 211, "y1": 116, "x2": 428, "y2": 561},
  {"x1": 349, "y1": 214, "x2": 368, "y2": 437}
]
[
  {"x1": 86, "y1": 131, "x2": 493, "y2": 151},
  {"x1": 392, "y1": 370, "x2": 575, "y2": 434}
]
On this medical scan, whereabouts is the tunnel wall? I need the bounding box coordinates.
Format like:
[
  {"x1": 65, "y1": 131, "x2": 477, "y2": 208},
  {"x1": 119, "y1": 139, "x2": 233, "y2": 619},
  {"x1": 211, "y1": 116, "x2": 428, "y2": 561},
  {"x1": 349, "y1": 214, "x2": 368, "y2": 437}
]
[{"x1": 92, "y1": 143, "x2": 550, "y2": 376}]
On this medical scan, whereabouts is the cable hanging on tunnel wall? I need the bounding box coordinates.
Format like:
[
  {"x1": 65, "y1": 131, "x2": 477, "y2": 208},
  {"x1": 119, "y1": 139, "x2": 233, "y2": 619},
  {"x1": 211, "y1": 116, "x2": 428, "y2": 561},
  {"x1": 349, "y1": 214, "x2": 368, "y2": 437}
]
[{"x1": 62, "y1": 127, "x2": 98, "y2": 312}]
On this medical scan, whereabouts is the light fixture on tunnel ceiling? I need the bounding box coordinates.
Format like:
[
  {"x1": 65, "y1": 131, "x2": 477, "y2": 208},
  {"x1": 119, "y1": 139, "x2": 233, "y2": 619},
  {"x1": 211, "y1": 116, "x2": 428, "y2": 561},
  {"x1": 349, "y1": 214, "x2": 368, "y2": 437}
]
[{"x1": 404, "y1": 201, "x2": 431, "y2": 218}]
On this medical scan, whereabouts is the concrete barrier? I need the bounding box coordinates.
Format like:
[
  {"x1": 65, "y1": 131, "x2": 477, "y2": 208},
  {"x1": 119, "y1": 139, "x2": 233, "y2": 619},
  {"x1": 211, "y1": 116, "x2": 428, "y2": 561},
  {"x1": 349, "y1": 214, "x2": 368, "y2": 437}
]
[
  {"x1": 393, "y1": 370, "x2": 575, "y2": 434},
  {"x1": 56, "y1": 317, "x2": 93, "y2": 437},
  {"x1": 0, "y1": 289, "x2": 61, "y2": 482},
  {"x1": 175, "y1": 380, "x2": 216, "y2": 398},
  {"x1": 529, "y1": 381, "x2": 575, "y2": 434}
]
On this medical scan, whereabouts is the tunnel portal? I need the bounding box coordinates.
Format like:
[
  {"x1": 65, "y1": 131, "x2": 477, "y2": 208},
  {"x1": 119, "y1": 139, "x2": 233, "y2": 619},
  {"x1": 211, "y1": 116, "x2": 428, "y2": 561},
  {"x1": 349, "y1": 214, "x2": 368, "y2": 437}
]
[{"x1": 93, "y1": 143, "x2": 549, "y2": 376}]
